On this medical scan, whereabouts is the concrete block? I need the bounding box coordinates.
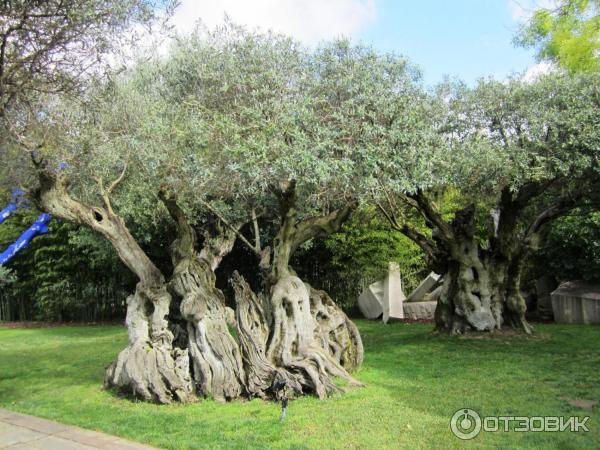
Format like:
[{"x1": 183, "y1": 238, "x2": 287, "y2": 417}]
[
  {"x1": 536, "y1": 275, "x2": 557, "y2": 320},
  {"x1": 422, "y1": 285, "x2": 442, "y2": 302},
  {"x1": 551, "y1": 281, "x2": 600, "y2": 324},
  {"x1": 407, "y1": 272, "x2": 441, "y2": 302},
  {"x1": 357, "y1": 280, "x2": 383, "y2": 319},
  {"x1": 403, "y1": 301, "x2": 437, "y2": 320},
  {"x1": 383, "y1": 262, "x2": 405, "y2": 323}
]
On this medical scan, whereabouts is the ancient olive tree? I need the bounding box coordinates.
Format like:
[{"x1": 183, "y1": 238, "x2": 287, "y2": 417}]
[
  {"x1": 114, "y1": 28, "x2": 417, "y2": 399},
  {"x1": 159, "y1": 33, "x2": 424, "y2": 396},
  {"x1": 376, "y1": 73, "x2": 600, "y2": 334},
  {"x1": 20, "y1": 26, "x2": 426, "y2": 402}
]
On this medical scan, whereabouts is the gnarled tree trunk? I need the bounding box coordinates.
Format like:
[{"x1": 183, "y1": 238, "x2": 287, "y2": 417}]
[
  {"x1": 433, "y1": 181, "x2": 590, "y2": 335},
  {"x1": 379, "y1": 192, "x2": 534, "y2": 336},
  {"x1": 232, "y1": 180, "x2": 364, "y2": 399},
  {"x1": 159, "y1": 191, "x2": 246, "y2": 401},
  {"x1": 434, "y1": 243, "x2": 501, "y2": 334},
  {"x1": 33, "y1": 166, "x2": 362, "y2": 402},
  {"x1": 432, "y1": 203, "x2": 531, "y2": 334},
  {"x1": 33, "y1": 165, "x2": 193, "y2": 403},
  {"x1": 307, "y1": 285, "x2": 364, "y2": 370},
  {"x1": 105, "y1": 283, "x2": 193, "y2": 403}
]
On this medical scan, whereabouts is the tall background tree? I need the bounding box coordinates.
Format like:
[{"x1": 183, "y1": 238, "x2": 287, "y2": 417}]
[
  {"x1": 515, "y1": 0, "x2": 599, "y2": 73},
  {"x1": 376, "y1": 73, "x2": 600, "y2": 334},
  {"x1": 515, "y1": 0, "x2": 600, "y2": 317},
  {"x1": 0, "y1": 0, "x2": 177, "y2": 320}
]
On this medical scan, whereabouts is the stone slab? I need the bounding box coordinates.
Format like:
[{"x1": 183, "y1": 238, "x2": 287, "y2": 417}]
[
  {"x1": 421, "y1": 285, "x2": 442, "y2": 303},
  {"x1": 403, "y1": 301, "x2": 437, "y2": 320},
  {"x1": 357, "y1": 280, "x2": 383, "y2": 319},
  {"x1": 551, "y1": 281, "x2": 600, "y2": 325},
  {"x1": 407, "y1": 272, "x2": 441, "y2": 302},
  {"x1": 3, "y1": 414, "x2": 69, "y2": 434},
  {"x1": 0, "y1": 408, "x2": 161, "y2": 449},
  {"x1": 8, "y1": 435, "x2": 98, "y2": 449},
  {"x1": 0, "y1": 423, "x2": 45, "y2": 447},
  {"x1": 383, "y1": 262, "x2": 405, "y2": 323}
]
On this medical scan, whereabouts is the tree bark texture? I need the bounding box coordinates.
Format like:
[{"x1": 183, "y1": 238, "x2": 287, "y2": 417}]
[
  {"x1": 33, "y1": 168, "x2": 363, "y2": 402},
  {"x1": 33, "y1": 166, "x2": 193, "y2": 403},
  {"x1": 159, "y1": 191, "x2": 246, "y2": 401},
  {"x1": 230, "y1": 180, "x2": 364, "y2": 398},
  {"x1": 384, "y1": 191, "x2": 536, "y2": 335}
]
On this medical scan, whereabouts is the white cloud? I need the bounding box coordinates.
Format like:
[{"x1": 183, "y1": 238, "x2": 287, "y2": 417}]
[
  {"x1": 521, "y1": 61, "x2": 556, "y2": 82},
  {"x1": 170, "y1": 0, "x2": 377, "y2": 45},
  {"x1": 507, "y1": 0, "x2": 558, "y2": 21}
]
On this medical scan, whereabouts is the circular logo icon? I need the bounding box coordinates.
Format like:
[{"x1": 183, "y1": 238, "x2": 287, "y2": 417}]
[{"x1": 450, "y1": 408, "x2": 482, "y2": 440}]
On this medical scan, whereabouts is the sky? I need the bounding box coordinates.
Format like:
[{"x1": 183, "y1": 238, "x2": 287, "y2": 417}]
[{"x1": 168, "y1": 0, "x2": 558, "y2": 86}]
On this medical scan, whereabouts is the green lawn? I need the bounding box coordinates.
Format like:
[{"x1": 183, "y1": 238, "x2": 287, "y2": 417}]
[{"x1": 0, "y1": 321, "x2": 598, "y2": 449}]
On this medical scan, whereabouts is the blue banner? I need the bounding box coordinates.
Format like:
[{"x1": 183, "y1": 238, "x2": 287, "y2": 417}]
[
  {"x1": 0, "y1": 203, "x2": 18, "y2": 224},
  {"x1": 0, "y1": 189, "x2": 25, "y2": 224},
  {"x1": 0, "y1": 213, "x2": 52, "y2": 265}
]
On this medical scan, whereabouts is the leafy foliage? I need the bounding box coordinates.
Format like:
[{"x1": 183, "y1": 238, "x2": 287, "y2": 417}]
[
  {"x1": 536, "y1": 210, "x2": 600, "y2": 282},
  {"x1": 0, "y1": 211, "x2": 134, "y2": 321},
  {"x1": 323, "y1": 209, "x2": 427, "y2": 308},
  {"x1": 41, "y1": 24, "x2": 425, "y2": 227},
  {"x1": 0, "y1": 0, "x2": 174, "y2": 120},
  {"x1": 0, "y1": 265, "x2": 16, "y2": 287},
  {"x1": 516, "y1": 0, "x2": 599, "y2": 73},
  {"x1": 2, "y1": 20, "x2": 598, "y2": 322}
]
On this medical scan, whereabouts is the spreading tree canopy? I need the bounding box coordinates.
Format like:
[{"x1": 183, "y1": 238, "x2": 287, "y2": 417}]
[
  {"x1": 376, "y1": 73, "x2": 600, "y2": 333},
  {"x1": 19, "y1": 25, "x2": 428, "y2": 402}
]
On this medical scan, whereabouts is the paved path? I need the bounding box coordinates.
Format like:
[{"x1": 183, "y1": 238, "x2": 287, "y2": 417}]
[{"x1": 0, "y1": 408, "x2": 159, "y2": 449}]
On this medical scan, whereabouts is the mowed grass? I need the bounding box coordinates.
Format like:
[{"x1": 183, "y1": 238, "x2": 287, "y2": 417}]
[{"x1": 0, "y1": 321, "x2": 599, "y2": 449}]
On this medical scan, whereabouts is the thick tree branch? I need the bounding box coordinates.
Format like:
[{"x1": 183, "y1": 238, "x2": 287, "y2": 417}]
[
  {"x1": 197, "y1": 198, "x2": 260, "y2": 258},
  {"x1": 375, "y1": 200, "x2": 401, "y2": 229},
  {"x1": 158, "y1": 189, "x2": 196, "y2": 265},
  {"x1": 524, "y1": 196, "x2": 581, "y2": 244},
  {"x1": 400, "y1": 224, "x2": 438, "y2": 262},
  {"x1": 31, "y1": 163, "x2": 163, "y2": 286},
  {"x1": 523, "y1": 172, "x2": 600, "y2": 247},
  {"x1": 291, "y1": 201, "x2": 357, "y2": 252},
  {"x1": 513, "y1": 179, "x2": 555, "y2": 209},
  {"x1": 273, "y1": 179, "x2": 297, "y2": 225},
  {"x1": 407, "y1": 189, "x2": 453, "y2": 241}
]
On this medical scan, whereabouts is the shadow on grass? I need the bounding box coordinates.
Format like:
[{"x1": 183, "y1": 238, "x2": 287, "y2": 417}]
[
  {"x1": 353, "y1": 320, "x2": 600, "y2": 420},
  {"x1": 1, "y1": 321, "x2": 599, "y2": 449},
  {"x1": 0, "y1": 326, "x2": 126, "y2": 402}
]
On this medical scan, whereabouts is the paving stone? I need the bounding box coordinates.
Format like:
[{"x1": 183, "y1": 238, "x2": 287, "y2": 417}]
[
  {"x1": 7, "y1": 435, "x2": 96, "y2": 449},
  {"x1": 4, "y1": 415, "x2": 68, "y2": 434},
  {"x1": 0, "y1": 408, "x2": 161, "y2": 449},
  {"x1": 0, "y1": 422, "x2": 45, "y2": 447}
]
